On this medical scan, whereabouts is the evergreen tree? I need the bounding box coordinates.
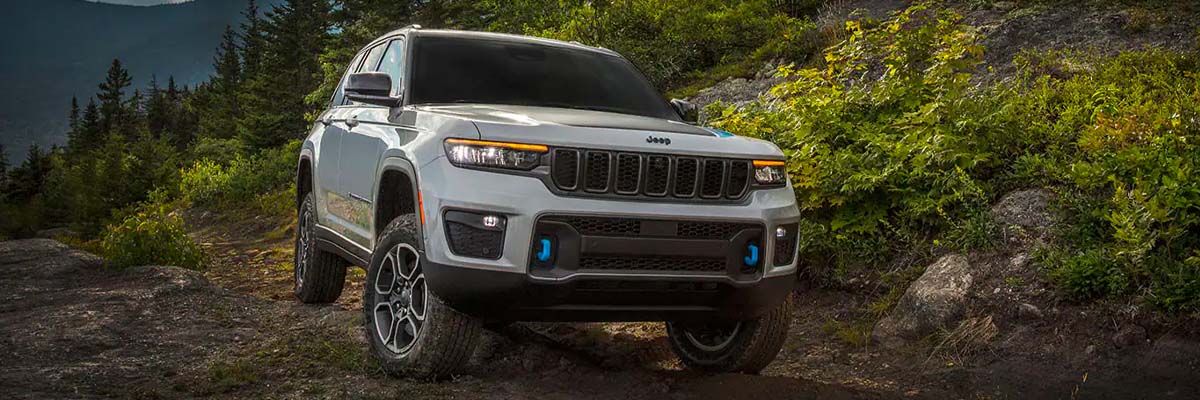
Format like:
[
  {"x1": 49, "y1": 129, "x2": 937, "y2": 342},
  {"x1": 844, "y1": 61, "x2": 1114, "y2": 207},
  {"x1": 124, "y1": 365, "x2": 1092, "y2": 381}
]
[
  {"x1": 238, "y1": 0, "x2": 332, "y2": 149},
  {"x1": 240, "y1": 0, "x2": 266, "y2": 78},
  {"x1": 146, "y1": 76, "x2": 169, "y2": 139},
  {"x1": 0, "y1": 144, "x2": 8, "y2": 196},
  {"x1": 66, "y1": 97, "x2": 82, "y2": 150},
  {"x1": 199, "y1": 26, "x2": 243, "y2": 140},
  {"x1": 165, "y1": 76, "x2": 195, "y2": 148},
  {"x1": 8, "y1": 145, "x2": 52, "y2": 202},
  {"x1": 97, "y1": 59, "x2": 132, "y2": 135},
  {"x1": 79, "y1": 98, "x2": 101, "y2": 149},
  {"x1": 68, "y1": 97, "x2": 81, "y2": 138}
]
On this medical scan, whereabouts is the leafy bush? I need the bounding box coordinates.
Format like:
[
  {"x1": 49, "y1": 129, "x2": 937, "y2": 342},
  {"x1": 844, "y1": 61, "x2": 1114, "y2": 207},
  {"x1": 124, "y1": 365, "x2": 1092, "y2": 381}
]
[
  {"x1": 100, "y1": 201, "x2": 205, "y2": 270},
  {"x1": 180, "y1": 140, "x2": 299, "y2": 211},
  {"x1": 519, "y1": 0, "x2": 815, "y2": 88},
  {"x1": 711, "y1": 2, "x2": 1200, "y2": 312},
  {"x1": 1009, "y1": 49, "x2": 1200, "y2": 308},
  {"x1": 710, "y1": 4, "x2": 1002, "y2": 277}
]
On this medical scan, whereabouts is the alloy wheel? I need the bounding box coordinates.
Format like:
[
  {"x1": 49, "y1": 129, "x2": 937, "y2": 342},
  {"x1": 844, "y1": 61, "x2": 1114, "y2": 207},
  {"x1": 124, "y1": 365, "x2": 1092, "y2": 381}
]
[{"x1": 372, "y1": 243, "x2": 428, "y2": 354}]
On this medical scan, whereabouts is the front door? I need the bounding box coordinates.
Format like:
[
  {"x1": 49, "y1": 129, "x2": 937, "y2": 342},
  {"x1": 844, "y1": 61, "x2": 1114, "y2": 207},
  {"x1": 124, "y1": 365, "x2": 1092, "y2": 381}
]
[{"x1": 337, "y1": 38, "x2": 407, "y2": 249}]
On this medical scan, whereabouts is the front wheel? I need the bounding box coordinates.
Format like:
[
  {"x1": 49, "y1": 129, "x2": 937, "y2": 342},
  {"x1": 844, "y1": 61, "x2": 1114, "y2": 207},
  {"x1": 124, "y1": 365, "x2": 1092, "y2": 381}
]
[
  {"x1": 364, "y1": 215, "x2": 481, "y2": 379},
  {"x1": 666, "y1": 295, "x2": 794, "y2": 374}
]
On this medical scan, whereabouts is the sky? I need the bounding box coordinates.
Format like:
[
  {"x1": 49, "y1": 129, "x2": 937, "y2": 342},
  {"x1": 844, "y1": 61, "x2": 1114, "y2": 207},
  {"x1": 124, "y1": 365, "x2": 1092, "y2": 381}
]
[{"x1": 90, "y1": 0, "x2": 192, "y2": 5}]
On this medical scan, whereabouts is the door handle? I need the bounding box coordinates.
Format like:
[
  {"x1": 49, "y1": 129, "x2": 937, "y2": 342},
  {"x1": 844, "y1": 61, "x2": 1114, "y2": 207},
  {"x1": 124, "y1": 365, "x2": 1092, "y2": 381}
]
[{"x1": 345, "y1": 115, "x2": 360, "y2": 128}]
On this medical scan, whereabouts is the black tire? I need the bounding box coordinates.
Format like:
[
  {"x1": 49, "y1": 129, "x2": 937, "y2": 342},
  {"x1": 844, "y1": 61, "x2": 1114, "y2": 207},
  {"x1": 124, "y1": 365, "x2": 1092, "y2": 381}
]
[
  {"x1": 364, "y1": 214, "x2": 482, "y2": 379},
  {"x1": 294, "y1": 192, "x2": 348, "y2": 303},
  {"x1": 666, "y1": 294, "x2": 794, "y2": 374}
]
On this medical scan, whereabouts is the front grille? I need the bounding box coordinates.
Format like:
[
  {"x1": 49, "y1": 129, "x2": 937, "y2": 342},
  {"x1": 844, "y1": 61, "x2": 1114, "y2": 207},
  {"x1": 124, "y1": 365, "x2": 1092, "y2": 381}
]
[
  {"x1": 552, "y1": 149, "x2": 579, "y2": 189},
  {"x1": 544, "y1": 216, "x2": 756, "y2": 239},
  {"x1": 580, "y1": 256, "x2": 726, "y2": 272},
  {"x1": 534, "y1": 215, "x2": 764, "y2": 278},
  {"x1": 551, "y1": 148, "x2": 753, "y2": 201},
  {"x1": 583, "y1": 151, "x2": 611, "y2": 192}
]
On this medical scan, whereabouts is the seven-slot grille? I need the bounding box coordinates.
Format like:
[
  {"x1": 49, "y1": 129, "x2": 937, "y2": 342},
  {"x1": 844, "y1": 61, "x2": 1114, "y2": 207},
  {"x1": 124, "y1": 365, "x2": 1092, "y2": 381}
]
[{"x1": 552, "y1": 148, "x2": 752, "y2": 201}]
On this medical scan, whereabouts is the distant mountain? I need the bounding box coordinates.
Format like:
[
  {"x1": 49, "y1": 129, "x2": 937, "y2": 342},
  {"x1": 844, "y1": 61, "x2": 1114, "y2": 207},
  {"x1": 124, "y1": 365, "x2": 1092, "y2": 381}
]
[{"x1": 0, "y1": 0, "x2": 279, "y2": 162}]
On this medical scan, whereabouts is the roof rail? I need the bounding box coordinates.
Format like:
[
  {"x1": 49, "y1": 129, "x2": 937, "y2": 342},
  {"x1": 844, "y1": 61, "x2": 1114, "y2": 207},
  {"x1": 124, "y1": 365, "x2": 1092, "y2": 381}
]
[{"x1": 408, "y1": 24, "x2": 422, "y2": 30}]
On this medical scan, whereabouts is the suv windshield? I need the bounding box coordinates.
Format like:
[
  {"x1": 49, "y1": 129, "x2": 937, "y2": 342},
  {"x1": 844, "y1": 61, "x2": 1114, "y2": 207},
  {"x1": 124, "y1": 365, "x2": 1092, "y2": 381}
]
[{"x1": 409, "y1": 35, "x2": 678, "y2": 120}]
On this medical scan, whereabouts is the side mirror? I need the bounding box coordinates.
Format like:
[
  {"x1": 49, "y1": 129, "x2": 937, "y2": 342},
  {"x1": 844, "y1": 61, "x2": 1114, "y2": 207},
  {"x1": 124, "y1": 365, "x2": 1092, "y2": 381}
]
[
  {"x1": 670, "y1": 98, "x2": 699, "y2": 124},
  {"x1": 345, "y1": 72, "x2": 401, "y2": 107}
]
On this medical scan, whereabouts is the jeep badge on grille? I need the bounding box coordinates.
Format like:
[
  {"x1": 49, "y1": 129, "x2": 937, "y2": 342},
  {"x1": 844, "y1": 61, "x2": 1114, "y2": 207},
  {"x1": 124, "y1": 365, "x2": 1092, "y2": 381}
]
[{"x1": 646, "y1": 136, "x2": 671, "y2": 145}]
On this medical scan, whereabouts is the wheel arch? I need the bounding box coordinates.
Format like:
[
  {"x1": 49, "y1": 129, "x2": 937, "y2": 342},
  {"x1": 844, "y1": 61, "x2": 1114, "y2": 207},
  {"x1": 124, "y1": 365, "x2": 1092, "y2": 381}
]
[
  {"x1": 297, "y1": 150, "x2": 314, "y2": 209},
  {"x1": 374, "y1": 157, "x2": 422, "y2": 247}
]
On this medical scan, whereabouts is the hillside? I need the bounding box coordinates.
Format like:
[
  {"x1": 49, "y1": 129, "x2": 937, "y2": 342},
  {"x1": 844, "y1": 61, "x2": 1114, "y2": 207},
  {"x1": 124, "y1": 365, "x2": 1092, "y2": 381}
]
[{"x1": 0, "y1": 0, "x2": 278, "y2": 162}]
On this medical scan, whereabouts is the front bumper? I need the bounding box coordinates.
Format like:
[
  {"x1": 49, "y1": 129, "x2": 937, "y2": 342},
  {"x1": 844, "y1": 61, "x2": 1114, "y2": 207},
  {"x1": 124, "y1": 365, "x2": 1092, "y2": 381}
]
[{"x1": 417, "y1": 156, "x2": 801, "y2": 321}]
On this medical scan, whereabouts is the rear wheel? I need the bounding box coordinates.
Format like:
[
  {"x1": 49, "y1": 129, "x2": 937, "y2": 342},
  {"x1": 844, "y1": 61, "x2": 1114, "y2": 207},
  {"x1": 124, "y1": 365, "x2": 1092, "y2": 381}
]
[
  {"x1": 364, "y1": 215, "x2": 481, "y2": 379},
  {"x1": 666, "y1": 294, "x2": 794, "y2": 374},
  {"x1": 294, "y1": 192, "x2": 348, "y2": 303}
]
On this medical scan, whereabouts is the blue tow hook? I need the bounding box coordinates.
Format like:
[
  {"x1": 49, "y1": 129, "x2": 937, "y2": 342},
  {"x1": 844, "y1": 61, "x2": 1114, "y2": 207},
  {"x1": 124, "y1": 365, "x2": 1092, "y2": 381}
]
[
  {"x1": 536, "y1": 238, "x2": 552, "y2": 262},
  {"x1": 743, "y1": 244, "x2": 759, "y2": 266}
]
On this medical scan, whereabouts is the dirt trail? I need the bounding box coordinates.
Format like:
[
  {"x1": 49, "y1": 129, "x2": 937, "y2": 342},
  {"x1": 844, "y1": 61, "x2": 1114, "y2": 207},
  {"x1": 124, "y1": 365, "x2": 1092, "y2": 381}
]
[{"x1": 0, "y1": 239, "x2": 884, "y2": 399}]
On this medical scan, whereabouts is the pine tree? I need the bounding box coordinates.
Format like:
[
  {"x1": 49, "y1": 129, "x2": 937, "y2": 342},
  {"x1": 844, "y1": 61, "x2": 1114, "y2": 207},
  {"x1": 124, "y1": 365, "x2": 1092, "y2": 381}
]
[
  {"x1": 80, "y1": 98, "x2": 101, "y2": 148},
  {"x1": 238, "y1": 0, "x2": 332, "y2": 149},
  {"x1": 146, "y1": 76, "x2": 169, "y2": 139},
  {"x1": 199, "y1": 26, "x2": 243, "y2": 140},
  {"x1": 8, "y1": 145, "x2": 52, "y2": 202},
  {"x1": 164, "y1": 76, "x2": 195, "y2": 148},
  {"x1": 97, "y1": 59, "x2": 133, "y2": 136},
  {"x1": 0, "y1": 144, "x2": 9, "y2": 195},
  {"x1": 66, "y1": 97, "x2": 82, "y2": 150},
  {"x1": 240, "y1": 0, "x2": 266, "y2": 78}
]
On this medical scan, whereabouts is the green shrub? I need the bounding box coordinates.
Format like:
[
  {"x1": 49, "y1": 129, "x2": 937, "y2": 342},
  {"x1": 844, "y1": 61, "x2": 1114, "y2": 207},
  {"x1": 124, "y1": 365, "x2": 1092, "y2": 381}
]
[
  {"x1": 709, "y1": 4, "x2": 999, "y2": 278},
  {"x1": 523, "y1": 0, "x2": 812, "y2": 88},
  {"x1": 100, "y1": 202, "x2": 205, "y2": 270},
  {"x1": 710, "y1": 2, "x2": 1200, "y2": 312},
  {"x1": 180, "y1": 140, "x2": 299, "y2": 211},
  {"x1": 1046, "y1": 249, "x2": 1128, "y2": 300}
]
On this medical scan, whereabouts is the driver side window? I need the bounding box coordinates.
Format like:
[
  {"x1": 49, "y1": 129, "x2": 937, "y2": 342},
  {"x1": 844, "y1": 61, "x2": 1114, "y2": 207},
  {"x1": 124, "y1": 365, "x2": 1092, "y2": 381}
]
[{"x1": 376, "y1": 39, "x2": 405, "y2": 96}]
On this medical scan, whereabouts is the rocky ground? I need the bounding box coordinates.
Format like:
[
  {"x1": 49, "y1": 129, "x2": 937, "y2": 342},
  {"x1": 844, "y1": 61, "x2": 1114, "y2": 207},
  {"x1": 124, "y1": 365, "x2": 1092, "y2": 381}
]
[{"x1": 4, "y1": 188, "x2": 1200, "y2": 399}]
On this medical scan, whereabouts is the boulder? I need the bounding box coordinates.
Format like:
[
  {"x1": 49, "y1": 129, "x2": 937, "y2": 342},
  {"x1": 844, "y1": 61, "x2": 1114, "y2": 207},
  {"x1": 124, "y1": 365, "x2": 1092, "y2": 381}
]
[
  {"x1": 991, "y1": 189, "x2": 1057, "y2": 246},
  {"x1": 873, "y1": 254, "x2": 974, "y2": 346}
]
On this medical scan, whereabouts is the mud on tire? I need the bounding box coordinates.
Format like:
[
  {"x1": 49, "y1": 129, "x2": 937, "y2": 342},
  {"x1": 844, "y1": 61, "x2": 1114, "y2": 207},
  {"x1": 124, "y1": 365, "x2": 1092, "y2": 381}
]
[
  {"x1": 364, "y1": 214, "x2": 482, "y2": 379},
  {"x1": 666, "y1": 294, "x2": 794, "y2": 374},
  {"x1": 294, "y1": 192, "x2": 348, "y2": 303}
]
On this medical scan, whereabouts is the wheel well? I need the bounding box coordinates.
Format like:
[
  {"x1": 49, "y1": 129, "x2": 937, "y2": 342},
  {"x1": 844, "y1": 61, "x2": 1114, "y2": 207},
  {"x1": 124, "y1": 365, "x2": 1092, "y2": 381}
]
[
  {"x1": 376, "y1": 169, "x2": 416, "y2": 238},
  {"x1": 297, "y1": 158, "x2": 313, "y2": 208}
]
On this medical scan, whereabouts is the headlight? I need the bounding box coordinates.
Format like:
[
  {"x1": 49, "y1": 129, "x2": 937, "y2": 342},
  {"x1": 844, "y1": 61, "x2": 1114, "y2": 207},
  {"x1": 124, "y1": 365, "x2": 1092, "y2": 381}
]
[
  {"x1": 444, "y1": 138, "x2": 548, "y2": 170},
  {"x1": 753, "y1": 160, "x2": 787, "y2": 185}
]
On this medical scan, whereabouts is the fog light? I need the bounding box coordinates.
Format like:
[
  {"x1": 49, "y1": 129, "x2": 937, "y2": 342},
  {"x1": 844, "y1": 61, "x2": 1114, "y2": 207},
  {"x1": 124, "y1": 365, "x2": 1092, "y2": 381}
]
[
  {"x1": 776, "y1": 226, "x2": 787, "y2": 238},
  {"x1": 482, "y1": 215, "x2": 501, "y2": 228}
]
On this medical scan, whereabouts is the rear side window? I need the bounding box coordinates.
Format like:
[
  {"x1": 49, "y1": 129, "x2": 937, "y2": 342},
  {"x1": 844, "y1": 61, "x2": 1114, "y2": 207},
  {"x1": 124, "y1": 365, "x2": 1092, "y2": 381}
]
[{"x1": 376, "y1": 39, "x2": 405, "y2": 96}]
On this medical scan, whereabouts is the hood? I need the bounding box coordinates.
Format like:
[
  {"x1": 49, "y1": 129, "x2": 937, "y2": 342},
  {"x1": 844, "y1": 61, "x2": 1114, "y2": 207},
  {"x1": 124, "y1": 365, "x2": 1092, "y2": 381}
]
[{"x1": 414, "y1": 104, "x2": 784, "y2": 159}]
